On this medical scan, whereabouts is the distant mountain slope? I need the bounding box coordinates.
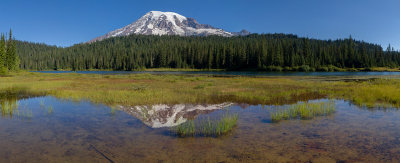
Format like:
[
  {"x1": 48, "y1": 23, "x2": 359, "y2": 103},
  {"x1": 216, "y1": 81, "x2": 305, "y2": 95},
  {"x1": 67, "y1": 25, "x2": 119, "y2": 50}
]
[{"x1": 88, "y1": 11, "x2": 249, "y2": 43}]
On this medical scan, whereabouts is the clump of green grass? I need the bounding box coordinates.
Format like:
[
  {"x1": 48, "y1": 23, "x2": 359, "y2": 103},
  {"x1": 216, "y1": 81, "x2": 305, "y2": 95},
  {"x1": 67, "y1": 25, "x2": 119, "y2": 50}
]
[
  {"x1": 1, "y1": 98, "x2": 33, "y2": 119},
  {"x1": 132, "y1": 85, "x2": 148, "y2": 91},
  {"x1": 194, "y1": 84, "x2": 206, "y2": 89},
  {"x1": 0, "y1": 86, "x2": 29, "y2": 99},
  {"x1": 271, "y1": 101, "x2": 335, "y2": 122},
  {"x1": 170, "y1": 112, "x2": 238, "y2": 137},
  {"x1": 173, "y1": 120, "x2": 195, "y2": 137},
  {"x1": 48, "y1": 104, "x2": 53, "y2": 114},
  {"x1": 1, "y1": 101, "x2": 13, "y2": 118},
  {"x1": 39, "y1": 100, "x2": 45, "y2": 108},
  {"x1": 22, "y1": 109, "x2": 33, "y2": 119},
  {"x1": 109, "y1": 105, "x2": 118, "y2": 116}
]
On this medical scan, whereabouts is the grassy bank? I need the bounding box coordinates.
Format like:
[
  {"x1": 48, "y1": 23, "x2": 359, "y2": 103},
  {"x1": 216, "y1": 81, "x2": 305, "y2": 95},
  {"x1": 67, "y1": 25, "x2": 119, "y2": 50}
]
[
  {"x1": 22, "y1": 66, "x2": 400, "y2": 72},
  {"x1": 1, "y1": 72, "x2": 400, "y2": 108}
]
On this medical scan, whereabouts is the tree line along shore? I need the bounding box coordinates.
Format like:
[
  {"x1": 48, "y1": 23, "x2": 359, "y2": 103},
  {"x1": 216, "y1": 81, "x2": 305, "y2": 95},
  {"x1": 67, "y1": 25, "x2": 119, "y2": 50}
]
[{"x1": 16, "y1": 34, "x2": 400, "y2": 71}]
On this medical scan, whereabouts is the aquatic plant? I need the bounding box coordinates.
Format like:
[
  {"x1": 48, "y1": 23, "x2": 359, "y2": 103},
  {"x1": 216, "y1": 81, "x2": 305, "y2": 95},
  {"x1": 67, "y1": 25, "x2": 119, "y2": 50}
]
[
  {"x1": 109, "y1": 105, "x2": 118, "y2": 116},
  {"x1": 1, "y1": 98, "x2": 19, "y2": 118},
  {"x1": 173, "y1": 120, "x2": 195, "y2": 137},
  {"x1": 0, "y1": 86, "x2": 28, "y2": 99},
  {"x1": 170, "y1": 112, "x2": 238, "y2": 137},
  {"x1": 39, "y1": 100, "x2": 45, "y2": 108},
  {"x1": 270, "y1": 101, "x2": 336, "y2": 122},
  {"x1": 48, "y1": 104, "x2": 53, "y2": 114},
  {"x1": 1, "y1": 98, "x2": 33, "y2": 119},
  {"x1": 25, "y1": 109, "x2": 33, "y2": 118}
]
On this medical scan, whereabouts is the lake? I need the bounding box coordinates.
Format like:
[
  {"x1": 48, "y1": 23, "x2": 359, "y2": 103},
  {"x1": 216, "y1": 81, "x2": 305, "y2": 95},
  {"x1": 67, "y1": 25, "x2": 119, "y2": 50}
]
[
  {"x1": 1, "y1": 96, "x2": 399, "y2": 162},
  {"x1": 34, "y1": 70, "x2": 400, "y2": 77}
]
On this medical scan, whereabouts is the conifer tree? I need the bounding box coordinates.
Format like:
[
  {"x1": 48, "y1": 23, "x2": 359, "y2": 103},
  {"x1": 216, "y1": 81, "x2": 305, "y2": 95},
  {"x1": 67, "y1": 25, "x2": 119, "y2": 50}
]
[
  {"x1": 12, "y1": 33, "x2": 400, "y2": 71},
  {"x1": 6, "y1": 29, "x2": 19, "y2": 70},
  {"x1": 0, "y1": 34, "x2": 5, "y2": 69}
]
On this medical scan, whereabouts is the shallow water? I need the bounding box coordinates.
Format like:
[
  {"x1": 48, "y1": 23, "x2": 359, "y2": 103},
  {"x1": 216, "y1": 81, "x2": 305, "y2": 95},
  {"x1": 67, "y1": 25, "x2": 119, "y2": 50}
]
[
  {"x1": 34, "y1": 70, "x2": 400, "y2": 77},
  {"x1": 1, "y1": 97, "x2": 400, "y2": 162}
]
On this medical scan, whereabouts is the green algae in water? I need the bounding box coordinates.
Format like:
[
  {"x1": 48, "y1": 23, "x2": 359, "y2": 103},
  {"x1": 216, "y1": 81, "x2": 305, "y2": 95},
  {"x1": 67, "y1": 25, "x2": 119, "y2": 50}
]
[{"x1": 271, "y1": 100, "x2": 336, "y2": 122}]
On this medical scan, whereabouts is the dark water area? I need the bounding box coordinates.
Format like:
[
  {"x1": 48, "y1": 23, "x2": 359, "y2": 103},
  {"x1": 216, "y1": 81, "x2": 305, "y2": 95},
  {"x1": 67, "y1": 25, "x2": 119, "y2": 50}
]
[
  {"x1": 1, "y1": 97, "x2": 400, "y2": 162},
  {"x1": 33, "y1": 70, "x2": 400, "y2": 77}
]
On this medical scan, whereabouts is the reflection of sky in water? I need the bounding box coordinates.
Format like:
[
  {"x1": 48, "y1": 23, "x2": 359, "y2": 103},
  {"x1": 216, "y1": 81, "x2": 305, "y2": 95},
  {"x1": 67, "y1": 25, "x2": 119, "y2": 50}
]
[{"x1": 0, "y1": 96, "x2": 400, "y2": 162}]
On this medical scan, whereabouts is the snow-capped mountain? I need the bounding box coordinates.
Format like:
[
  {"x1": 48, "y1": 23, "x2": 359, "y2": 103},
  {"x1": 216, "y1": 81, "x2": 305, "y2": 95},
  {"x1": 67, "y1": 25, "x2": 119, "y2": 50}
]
[{"x1": 88, "y1": 11, "x2": 249, "y2": 43}]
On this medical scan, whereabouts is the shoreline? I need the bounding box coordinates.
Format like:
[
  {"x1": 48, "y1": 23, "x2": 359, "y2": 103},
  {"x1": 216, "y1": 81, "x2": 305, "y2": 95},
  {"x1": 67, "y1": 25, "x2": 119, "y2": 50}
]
[{"x1": 27, "y1": 67, "x2": 400, "y2": 73}]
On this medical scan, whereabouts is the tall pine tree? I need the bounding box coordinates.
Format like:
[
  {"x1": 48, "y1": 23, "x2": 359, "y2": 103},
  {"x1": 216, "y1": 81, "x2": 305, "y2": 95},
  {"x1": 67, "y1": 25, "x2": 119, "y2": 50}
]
[
  {"x1": 0, "y1": 33, "x2": 6, "y2": 74},
  {"x1": 0, "y1": 34, "x2": 5, "y2": 66},
  {"x1": 5, "y1": 29, "x2": 19, "y2": 71}
]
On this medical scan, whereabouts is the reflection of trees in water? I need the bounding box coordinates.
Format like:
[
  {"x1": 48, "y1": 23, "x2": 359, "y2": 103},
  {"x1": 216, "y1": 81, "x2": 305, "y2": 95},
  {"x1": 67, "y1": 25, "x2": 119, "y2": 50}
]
[{"x1": 0, "y1": 97, "x2": 32, "y2": 119}]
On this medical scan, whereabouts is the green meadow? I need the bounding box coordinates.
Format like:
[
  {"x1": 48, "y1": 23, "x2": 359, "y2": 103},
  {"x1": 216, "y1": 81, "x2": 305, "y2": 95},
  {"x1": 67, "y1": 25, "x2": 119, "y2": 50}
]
[{"x1": 1, "y1": 72, "x2": 400, "y2": 109}]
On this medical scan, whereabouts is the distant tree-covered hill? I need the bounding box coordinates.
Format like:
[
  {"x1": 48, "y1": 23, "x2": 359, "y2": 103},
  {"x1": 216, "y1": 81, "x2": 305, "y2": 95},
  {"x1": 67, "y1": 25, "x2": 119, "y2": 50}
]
[{"x1": 16, "y1": 34, "x2": 400, "y2": 71}]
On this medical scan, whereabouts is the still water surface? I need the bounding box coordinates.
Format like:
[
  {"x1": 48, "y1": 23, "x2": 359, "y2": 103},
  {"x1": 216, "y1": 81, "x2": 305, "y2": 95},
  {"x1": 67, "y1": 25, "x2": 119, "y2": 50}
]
[
  {"x1": 34, "y1": 70, "x2": 400, "y2": 77},
  {"x1": 1, "y1": 97, "x2": 400, "y2": 162}
]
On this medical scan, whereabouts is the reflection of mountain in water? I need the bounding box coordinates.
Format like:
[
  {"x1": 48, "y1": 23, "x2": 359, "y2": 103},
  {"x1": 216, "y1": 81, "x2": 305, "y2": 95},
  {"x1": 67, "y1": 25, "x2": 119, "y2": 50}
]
[{"x1": 118, "y1": 103, "x2": 233, "y2": 128}]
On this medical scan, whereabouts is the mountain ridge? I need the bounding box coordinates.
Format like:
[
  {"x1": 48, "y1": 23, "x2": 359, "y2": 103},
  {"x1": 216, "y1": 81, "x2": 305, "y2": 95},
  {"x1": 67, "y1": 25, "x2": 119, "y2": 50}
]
[{"x1": 88, "y1": 11, "x2": 249, "y2": 43}]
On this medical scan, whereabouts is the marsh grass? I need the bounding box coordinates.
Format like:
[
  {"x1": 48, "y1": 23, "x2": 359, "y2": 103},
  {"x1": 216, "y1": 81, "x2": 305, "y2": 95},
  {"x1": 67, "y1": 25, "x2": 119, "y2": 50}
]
[
  {"x1": 194, "y1": 84, "x2": 206, "y2": 89},
  {"x1": 39, "y1": 100, "x2": 45, "y2": 108},
  {"x1": 270, "y1": 101, "x2": 336, "y2": 122},
  {"x1": 1, "y1": 72, "x2": 400, "y2": 108},
  {"x1": 1, "y1": 98, "x2": 33, "y2": 119},
  {"x1": 48, "y1": 104, "x2": 53, "y2": 114},
  {"x1": 170, "y1": 112, "x2": 238, "y2": 137},
  {"x1": 132, "y1": 85, "x2": 148, "y2": 91},
  {"x1": 0, "y1": 86, "x2": 35, "y2": 99},
  {"x1": 109, "y1": 105, "x2": 118, "y2": 116}
]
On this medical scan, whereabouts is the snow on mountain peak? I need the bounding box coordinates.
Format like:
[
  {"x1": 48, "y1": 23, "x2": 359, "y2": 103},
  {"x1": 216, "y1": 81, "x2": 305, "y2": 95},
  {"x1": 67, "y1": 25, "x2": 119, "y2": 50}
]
[
  {"x1": 88, "y1": 11, "x2": 249, "y2": 43},
  {"x1": 147, "y1": 11, "x2": 187, "y2": 22}
]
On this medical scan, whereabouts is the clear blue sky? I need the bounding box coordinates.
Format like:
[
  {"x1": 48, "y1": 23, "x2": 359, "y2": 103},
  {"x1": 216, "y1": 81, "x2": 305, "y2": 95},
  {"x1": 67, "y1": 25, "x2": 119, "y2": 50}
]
[{"x1": 1, "y1": 0, "x2": 399, "y2": 49}]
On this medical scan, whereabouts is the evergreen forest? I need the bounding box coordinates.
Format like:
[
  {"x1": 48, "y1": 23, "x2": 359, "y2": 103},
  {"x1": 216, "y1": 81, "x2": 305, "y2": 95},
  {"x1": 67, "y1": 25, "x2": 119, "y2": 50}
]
[{"x1": 16, "y1": 34, "x2": 400, "y2": 71}]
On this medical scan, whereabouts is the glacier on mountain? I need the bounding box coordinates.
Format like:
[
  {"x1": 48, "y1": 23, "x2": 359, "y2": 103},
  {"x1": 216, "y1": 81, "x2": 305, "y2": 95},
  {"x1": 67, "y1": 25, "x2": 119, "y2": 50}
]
[{"x1": 89, "y1": 11, "x2": 249, "y2": 43}]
